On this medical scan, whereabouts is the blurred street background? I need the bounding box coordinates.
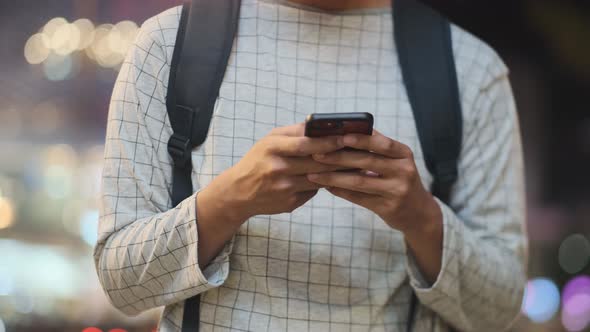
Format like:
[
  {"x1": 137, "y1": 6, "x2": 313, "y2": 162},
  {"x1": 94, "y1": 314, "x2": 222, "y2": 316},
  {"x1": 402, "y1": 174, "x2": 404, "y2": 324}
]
[{"x1": 0, "y1": 0, "x2": 589, "y2": 331}]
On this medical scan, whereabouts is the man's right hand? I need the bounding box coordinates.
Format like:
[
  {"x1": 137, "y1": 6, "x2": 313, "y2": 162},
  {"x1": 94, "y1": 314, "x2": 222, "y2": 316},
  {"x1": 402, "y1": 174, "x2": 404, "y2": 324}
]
[{"x1": 205, "y1": 123, "x2": 347, "y2": 221}]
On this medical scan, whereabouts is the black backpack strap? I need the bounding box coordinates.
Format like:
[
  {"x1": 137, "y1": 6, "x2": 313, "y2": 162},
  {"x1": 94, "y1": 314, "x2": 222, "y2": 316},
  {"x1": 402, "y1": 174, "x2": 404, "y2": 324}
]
[
  {"x1": 393, "y1": 0, "x2": 463, "y2": 331},
  {"x1": 165, "y1": 0, "x2": 240, "y2": 331},
  {"x1": 394, "y1": 0, "x2": 462, "y2": 204}
]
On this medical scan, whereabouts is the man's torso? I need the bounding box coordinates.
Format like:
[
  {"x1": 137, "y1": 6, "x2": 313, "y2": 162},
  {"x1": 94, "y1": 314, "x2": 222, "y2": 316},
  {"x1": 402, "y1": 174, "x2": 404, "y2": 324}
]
[{"x1": 138, "y1": 1, "x2": 500, "y2": 330}]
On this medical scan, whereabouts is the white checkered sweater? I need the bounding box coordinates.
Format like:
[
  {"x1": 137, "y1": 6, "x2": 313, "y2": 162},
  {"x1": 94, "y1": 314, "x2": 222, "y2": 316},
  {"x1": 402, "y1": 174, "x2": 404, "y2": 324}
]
[{"x1": 94, "y1": 1, "x2": 528, "y2": 331}]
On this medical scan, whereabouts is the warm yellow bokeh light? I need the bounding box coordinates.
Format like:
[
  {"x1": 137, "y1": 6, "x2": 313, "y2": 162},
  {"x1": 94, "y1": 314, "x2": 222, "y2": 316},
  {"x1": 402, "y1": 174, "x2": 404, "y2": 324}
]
[
  {"x1": 89, "y1": 24, "x2": 126, "y2": 68},
  {"x1": 73, "y1": 18, "x2": 95, "y2": 51},
  {"x1": 107, "y1": 28, "x2": 125, "y2": 54},
  {"x1": 27, "y1": 17, "x2": 140, "y2": 71},
  {"x1": 24, "y1": 33, "x2": 51, "y2": 64},
  {"x1": 0, "y1": 196, "x2": 15, "y2": 230},
  {"x1": 86, "y1": 24, "x2": 110, "y2": 60},
  {"x1": 43, "y1": 17, "x2": 68, "y2": 38},
  {"x1": 109, "y1": 21, "x2": 139, "y2": 58},
  {"x1": 51, "y1": 23, "x2": 81, "y2": 55},
  {"x1": 114, "y1": 20, "x2": 139, "y2": 43},
  {"x1": 88, "y1": 24, "x2": 110, "y2": 63}
]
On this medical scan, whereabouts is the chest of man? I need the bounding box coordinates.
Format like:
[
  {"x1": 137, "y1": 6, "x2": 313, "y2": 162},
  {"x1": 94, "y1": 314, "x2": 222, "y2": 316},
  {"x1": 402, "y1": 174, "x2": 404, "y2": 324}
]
[{"x1": 189, "y1": 3, "x2": 433, "y2": 298}]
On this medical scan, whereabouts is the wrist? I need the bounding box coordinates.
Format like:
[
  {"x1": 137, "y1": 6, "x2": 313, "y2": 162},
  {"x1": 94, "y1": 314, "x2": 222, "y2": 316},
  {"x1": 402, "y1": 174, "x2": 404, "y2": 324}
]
[
  {"x1": 403, "y1": 194, "x2": 444, "y2": 284},
  {"x1": 198, "y1": 174, "x2": 252, "y2": 227},
  {"x1": 403, "y1": 194, "x2": 443, "y2": 244}
]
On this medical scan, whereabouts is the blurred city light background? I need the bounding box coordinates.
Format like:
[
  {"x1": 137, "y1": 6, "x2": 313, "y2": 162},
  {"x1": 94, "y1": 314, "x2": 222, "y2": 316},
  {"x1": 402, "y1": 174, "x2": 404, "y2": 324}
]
[{"x1": 0, "y1": 0, "x2": 589, "y2": 331}]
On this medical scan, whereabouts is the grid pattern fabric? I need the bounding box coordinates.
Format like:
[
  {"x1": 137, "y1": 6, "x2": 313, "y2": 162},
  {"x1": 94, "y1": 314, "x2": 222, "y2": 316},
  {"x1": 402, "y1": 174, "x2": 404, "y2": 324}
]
[{"x1": 94, "y1": 1, "x2": 527, "y2": 331}]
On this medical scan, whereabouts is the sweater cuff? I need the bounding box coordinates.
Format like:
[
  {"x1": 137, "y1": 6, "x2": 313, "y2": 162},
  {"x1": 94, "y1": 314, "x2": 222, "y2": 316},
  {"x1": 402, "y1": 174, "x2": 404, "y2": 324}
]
[
  {"x1": 185, "y1": 192, "x2": 234, "y2": 289},
  {"x1": 405, "y1": 198, "x2": 461, "y2": 303}
]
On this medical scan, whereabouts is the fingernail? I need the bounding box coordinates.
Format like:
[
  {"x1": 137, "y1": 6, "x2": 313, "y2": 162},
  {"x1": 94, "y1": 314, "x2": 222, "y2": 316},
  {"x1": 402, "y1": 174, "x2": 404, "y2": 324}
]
[
  {"x1": 308, "y1": 174, "x2": 319, "y2": 181},
  {"x1": 314, "y1": 153, "x2": 325, "y2": 160},
  {"x1": 344, "y1": 136, "x2": 357, "y2": 145}
]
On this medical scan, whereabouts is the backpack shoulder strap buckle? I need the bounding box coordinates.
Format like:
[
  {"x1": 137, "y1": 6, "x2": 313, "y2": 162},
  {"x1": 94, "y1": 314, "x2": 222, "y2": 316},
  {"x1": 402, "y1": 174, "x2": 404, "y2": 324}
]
[{"x1": 168, "y1": 132, "x2": 192, "y2": 168}]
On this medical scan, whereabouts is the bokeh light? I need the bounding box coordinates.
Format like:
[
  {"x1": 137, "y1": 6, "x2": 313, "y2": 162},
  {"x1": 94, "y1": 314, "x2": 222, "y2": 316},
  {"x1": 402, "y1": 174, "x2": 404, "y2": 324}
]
[
  {"x1": 82, "y1": 327, "x2": 102, "y2": 332},
  {"x1": 115, "y1": 20, "x2": 139, "y2": 38},
  {"x1": 42, "y1": 144, "x2": 78, "y2": 168},
  {"x1": 107, "y1": 28, "x2": 126, "y2": 56},
  {"x1": 0, "y1": 196, "x2": 16, "y2": 230},
  {"x1": 50, "y1": 23, "x2": 81, "y2": 55},
  {"x1": 88, "y1": 24, "x2": 124, "y2": 68},
  {"x1": 0, "y1": 274, "x2": 14, "y2": 296},
  {"x1": 559, "y1": 234, "x2": 590, "y2": 274},
  {"x1": 562, "y1": 276, "x2": 590, "y2": 331},
  {"x1": 111, "y1": 20, "x2": 139, "y2": 56},
  {"x1": 42, "y1": 17, "x2": 68, "y2": 38},
  {"x1": 24, "y1": 33, "x2": 50, "y2": 64},
  {"x1": 44, "y1": 165, "x2": 73, "y2": 199},
  {"x1": 41, "y1": 144, "x2": 78, "y2": 199},
  {"x1": 80, "y1": 209, "x2": 99, "y2": 246},
  {"x1": 73, "y1": 18, "x2": 95, "y2": 51},
  {"x1": 43, "y1": 53, "x2": 75, "y2": 81},
  {"x1": 0, "y1": 239, "x2": 87, "y2": 299},
  {"x1": 521, "y1": 278, "x2": 561, "y2": 323},
  {"x1": 26, "y1": 17, "x2": 140, "y2": 74}
]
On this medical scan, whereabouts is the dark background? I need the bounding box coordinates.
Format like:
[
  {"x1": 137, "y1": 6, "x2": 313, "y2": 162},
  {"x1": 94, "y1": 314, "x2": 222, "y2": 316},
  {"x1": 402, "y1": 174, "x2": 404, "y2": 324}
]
[{"x1": 0, "y1": 0, "x2": 588, "y2": 331}]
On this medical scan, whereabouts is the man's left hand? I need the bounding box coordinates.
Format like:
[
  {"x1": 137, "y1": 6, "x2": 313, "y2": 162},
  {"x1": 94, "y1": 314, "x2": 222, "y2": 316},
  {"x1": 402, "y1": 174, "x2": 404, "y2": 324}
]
[{"x1": 307, "y1": 130, "x2": 444, "y2": 282}]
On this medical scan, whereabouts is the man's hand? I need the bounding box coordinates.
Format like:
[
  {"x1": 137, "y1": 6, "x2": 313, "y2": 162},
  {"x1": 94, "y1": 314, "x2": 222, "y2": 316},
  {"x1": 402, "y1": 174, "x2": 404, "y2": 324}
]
[
  {"x1": 195, "y1": 123, "x2": 347, "y2": 267},
  {"x1": 307, "y1": 130, "x2": 444, "y2": 283},
  {"x1": 222, "y1": 123, "x2": 349, "y2": 218}
]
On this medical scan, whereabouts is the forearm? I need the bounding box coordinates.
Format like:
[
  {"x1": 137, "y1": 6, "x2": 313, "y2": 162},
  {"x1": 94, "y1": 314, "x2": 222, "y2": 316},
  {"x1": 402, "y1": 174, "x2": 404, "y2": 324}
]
[
  {"x1": 401, "y1": 53, "x2": 527, "y2": 331},
  {"x1": 94, "y1": 194, "x2": 233, "y2": 315},
  {"x1": 196, "y1": 178, "x2": 249, "y2": 268},
  {"x1": 403, "y1": 193, "x2": 444, "y2": 284},
  {"x1": 406, "y1": 200, "x2": 526, "y2": 331}
]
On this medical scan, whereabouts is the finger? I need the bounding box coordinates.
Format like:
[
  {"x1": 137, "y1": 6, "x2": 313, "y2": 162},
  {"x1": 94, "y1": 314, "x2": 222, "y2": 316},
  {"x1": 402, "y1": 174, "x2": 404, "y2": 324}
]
[
  {"x1": 372, "y1": 129, "x2": 385, "y2": 137},
  {"x1": 307, "y1": 172, "x2": 387, "y2": 195},
  {"x1": 297, "y1": 190, "x2": 319, "y2": 201},
  {"x1": 326, "y1": 187, "x2": 376, "y2": 210},
  {"x1": 283, "y1": 157, "x2": 357, "y2": 175},
  {"x1": 269, "y1": 123, "x2": 305, "y2": 137},
  {"x1": 312, "y1": 150, "x2": 393, "y2": 175},
  {"x1": 342, "y1": 133, "x2": 412, "y2": 159},
  {"x1": 268, "y1": 136, "x2": 344, "y2": 157},
  {"x1": 280, "y1": 175, "x2": 325, "y2": 192},
  {"x1": 293, "y1": 190, "x2": 319, "y2": 208}
]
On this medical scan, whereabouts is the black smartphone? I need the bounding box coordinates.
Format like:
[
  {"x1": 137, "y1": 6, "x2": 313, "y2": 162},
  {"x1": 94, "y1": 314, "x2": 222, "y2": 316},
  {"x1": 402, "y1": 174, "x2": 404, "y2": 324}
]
[{"x1": 304, "y1": 112, "x2": 374, "y2": 138}]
